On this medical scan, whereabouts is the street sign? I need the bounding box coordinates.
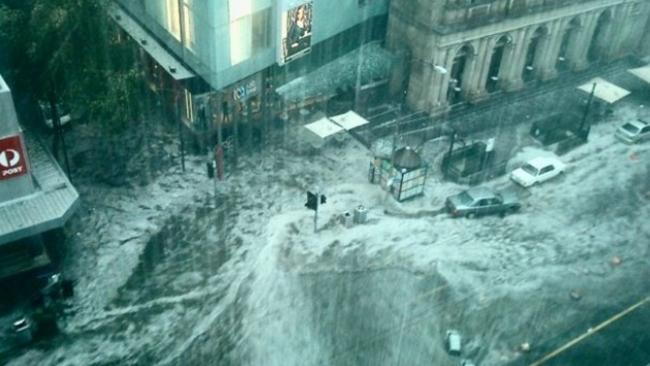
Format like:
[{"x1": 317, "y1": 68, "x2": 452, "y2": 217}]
[
  {"x1": 0, "y1": 134, "x2": 28, "y2": 181},
  {"x1": 305, "y1": 191, "x2": 318, "y2": 210}
]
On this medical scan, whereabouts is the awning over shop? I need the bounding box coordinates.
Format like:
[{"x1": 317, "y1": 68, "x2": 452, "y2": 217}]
[
  {"x1": 330, "y1": 110, "x2": 369, "y2": 131},
  {"x1": 0, "y1": 132, "x2": 79, "y2": 245},
  {"x1": 276, "y1": 42, "x2": 395, "y2": 106},
  {"x1": 577, "y1": 77, "x2": 630, "y2": 104},
  {"x1": 109, "y1": 4, "x2": 195, "y2": 81},
  {"x1": 304, "y1": 117, "x2": 344, "y2": 139},
  {"x1": 628, "y1": 65, "x2": 650, "y2": 85}
]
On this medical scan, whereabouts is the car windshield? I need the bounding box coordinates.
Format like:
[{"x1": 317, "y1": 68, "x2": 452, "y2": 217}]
[
  {"x1": 521, "y1": 163, "x2": 538, "y2": 175},
  {"x1": 458, "y1": 191, "x2": 473, "y2": 204},
  {"x1": 621, "y1": 123, "x2": 640, "y2": 134}
]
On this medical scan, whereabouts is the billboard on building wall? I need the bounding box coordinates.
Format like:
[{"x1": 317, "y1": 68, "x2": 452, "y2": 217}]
[
  {"x1": 0, "y1": 134, "x2": 28, "y2": 181},
  {"x1": 278, "y1": 1, "x2": 313, "y2": 64}
]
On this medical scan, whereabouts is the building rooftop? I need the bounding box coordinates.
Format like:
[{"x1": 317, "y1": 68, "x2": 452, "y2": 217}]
[{"x1": 0, "y1": 131, "x2": 79, "y2": 245}]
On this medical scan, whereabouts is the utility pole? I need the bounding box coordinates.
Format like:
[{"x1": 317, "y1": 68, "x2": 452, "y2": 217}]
[
  {"x1": 579, "y1": 82, "x2": 597, "y2": 141},
  {"x1": 175, "y1": 93, "x2": 185, "y2": 172},
  {"x1": 306, "y1": 191, "x2": 326, "y2": 233},
  {"x1": 314, "y1": 191, "x2": 318, "y2": 233},
  {"x1": 48, "y1": 93, "x2": 72, "y2": 181}
]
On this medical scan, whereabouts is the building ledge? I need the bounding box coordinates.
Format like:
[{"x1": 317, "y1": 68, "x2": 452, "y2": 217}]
[{"x1": 0, "y1": 131, "x2": 80, "y2": 246}]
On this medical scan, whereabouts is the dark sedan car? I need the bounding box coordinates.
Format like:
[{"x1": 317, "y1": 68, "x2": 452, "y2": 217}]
[{"x1": 446, "y1": 187, "x2": 520, "y2": 218}]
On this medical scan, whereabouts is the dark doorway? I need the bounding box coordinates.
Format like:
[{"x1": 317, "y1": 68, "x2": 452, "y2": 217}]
[
  {"x1": 587, "y1": 10, "x2": 612, "y2": 62},
  {"x1": 556, "y1": 17, "x2": 581, "y2": 71},
  {"x1": 522, "y1": 27, "x2": 547, "y2": 82},
  {"x1": 486, "y1": 36, "x2": 510, "y2": 93},
  {"x1": 447, "y1": 45, "x2": 473, "y2": 105}
]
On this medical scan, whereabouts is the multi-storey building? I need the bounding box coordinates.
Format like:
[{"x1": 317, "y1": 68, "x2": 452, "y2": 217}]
[
  {"x1": 0, "y1": 74, "x2": 79, "y2": 279},
  {"x1": 386, "y1": 0, "x2": 650, "y2": 115},
  {"x1": 112, "y1": 0, "x2": 390, "y2": 149}
]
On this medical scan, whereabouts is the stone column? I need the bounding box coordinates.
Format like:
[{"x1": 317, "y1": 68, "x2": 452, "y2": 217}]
[
  {"x1": 501, "y1": 27, "x2": 531, "y2": 92},
  {"x1": 422, "y1": 47, "x2": 446, "y2": 111},
  {"x1": 537, "y1": 19, "x2": 565, "y2": 81},
  {"x1": 467, "y1": 37, "x2": 496, "y2": 102},
  {"x1": 436, "y1": 46, "x2": 458, "y2": 108},
  {"x1": 570, "y1": 11, "x2": 599, "y2": 71}
]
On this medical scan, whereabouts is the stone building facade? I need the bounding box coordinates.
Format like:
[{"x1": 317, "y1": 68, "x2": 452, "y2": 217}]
[{"x1": 386, "y1": 0, "x2": 650, "y2": 115}]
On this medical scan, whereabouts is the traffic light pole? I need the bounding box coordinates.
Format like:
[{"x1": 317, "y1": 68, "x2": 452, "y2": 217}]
[{"x1": 314, "y1": 191, "x2": 319, "y2": 233}]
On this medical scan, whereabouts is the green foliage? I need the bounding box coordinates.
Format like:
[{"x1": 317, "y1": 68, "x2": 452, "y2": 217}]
[{"x1": 0, "y1": 0, "x2": 145, "y2": 134}]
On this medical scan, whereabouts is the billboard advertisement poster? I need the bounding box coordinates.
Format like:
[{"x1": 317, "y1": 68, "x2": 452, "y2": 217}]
[
  {"x1": 279, "y1": 2, "x2": 313, "y2": 64},
  {"x1": 0, "y1": 134, "x2": 28, "y2": 181}
]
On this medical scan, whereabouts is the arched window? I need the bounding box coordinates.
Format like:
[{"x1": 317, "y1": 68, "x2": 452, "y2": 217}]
[
  {"x1": 522, "y1": 27, "x2": 547, "y2": 82},
  {"x1": 587, "y1": 10, "x2": 612, "y2": 62},
  {"x1": 447, "y1": 44, "x2": 474, "y2": 104},
  {"x1": 556, "y1": 17, "x2": 581, "y2": 71},
  {"x1": 486, "y1": 35, "x2": 511, "y2": 93}
]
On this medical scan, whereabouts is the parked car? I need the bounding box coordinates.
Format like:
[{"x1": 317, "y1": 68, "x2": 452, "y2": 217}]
[
  {"x1": 615, "y1": 118, "x2": 650, "y2": 144},
  {"x1": 510, "y1": 156, "x2": 565, "y2": 187},
  {"x1": 39, "y1": 101, "x2": 72, "y2": 129},
  {"x1": 445, "y1": 329, "x2": 462, "y2": 356},
  {"x1": 446, "y1": 187, "x2": 520, "y2": 218}
]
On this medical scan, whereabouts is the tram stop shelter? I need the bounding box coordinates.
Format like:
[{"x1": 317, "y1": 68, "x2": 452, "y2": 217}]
[
  {"x1": 628, "y1": 64, "x2": 650, "y2": 87},
  {"x1": 303, "y1": 110, "x2": 369, "y2": 147},
  {"x1": 577, "y1": 77, "x2": 630, "y2": 104},
  {"x1": 369, "y1": 146, "x2": 427, "y2": 202}
]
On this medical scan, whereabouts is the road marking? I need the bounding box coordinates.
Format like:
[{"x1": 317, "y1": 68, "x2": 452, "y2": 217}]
[{"x1": 529, "y1": 295, "x2": 650, "y2": 366}]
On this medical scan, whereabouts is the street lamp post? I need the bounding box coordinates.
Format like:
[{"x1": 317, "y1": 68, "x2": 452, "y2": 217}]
[{"x1": 174, "y1": 93, "x2": 185, "y2": 172}]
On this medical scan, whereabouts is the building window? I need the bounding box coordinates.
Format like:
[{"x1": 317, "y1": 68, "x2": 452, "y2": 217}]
[
  {"x1": 166, "y1": 0, "x2": 181, "y2": 41},
  {"x1": 166, "y1": 0, "x2": 194, "y2": 51},
  {"x1": 252, "y1": 9, "x2": 271, "y2": 53},
  {"x1": 182, "y1": 0, "x2": 195, "y2": 51},
  {"x1": 229, "y1": 0, "x2": 271, "y2": 66}
]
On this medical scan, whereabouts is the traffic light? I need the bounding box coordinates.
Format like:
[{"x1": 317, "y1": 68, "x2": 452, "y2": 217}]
[
  {"x1": 320, "y1": 195, "x2": 326, "y2": 204},
  {"x1": 305, "y1": 191, "x2": 318, "y2": 210}
]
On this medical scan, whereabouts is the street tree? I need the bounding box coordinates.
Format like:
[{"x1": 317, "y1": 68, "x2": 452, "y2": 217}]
[{"x1": 0, "y1": 0, "x2": 147, "y2": 179}]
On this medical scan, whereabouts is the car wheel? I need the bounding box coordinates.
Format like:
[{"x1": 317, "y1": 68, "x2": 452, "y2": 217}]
[{"x1": 466, "y1": 212, "x2": 476, "y2": 219}]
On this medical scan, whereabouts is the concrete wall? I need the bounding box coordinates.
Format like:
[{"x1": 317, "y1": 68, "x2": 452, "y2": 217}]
[{"x1": 120, "y1": 0, "x2": 389, "y2": 91}]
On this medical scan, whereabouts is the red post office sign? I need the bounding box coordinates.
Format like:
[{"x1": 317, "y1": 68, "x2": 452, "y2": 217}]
[{"x1": 0, "y1": 134, "x2": 28, "y2": 180}]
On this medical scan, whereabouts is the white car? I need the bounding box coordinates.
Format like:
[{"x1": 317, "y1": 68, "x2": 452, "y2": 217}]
[
  {"x1": 615, "y1": 119, "x2": 650, "y2": 144},
  {"x1": 510, "y1": 156, "x2": 565, "y2": 187},
  {"x1": 39, "y1": 101, "x2": 72, "y2": 129},
  {"x1": 445, "y1": 329, "x2": 462, "y2": 356}
]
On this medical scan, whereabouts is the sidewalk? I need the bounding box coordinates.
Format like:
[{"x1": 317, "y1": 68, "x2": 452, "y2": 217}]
[{"x1": 358, "y1": 57, "x2": 645, "y2": 150}]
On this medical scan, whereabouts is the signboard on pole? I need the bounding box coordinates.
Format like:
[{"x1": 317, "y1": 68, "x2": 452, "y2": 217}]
[
  {"x1": 278, "y1": 1, "x2": 313, "y2": 65},
  {"x1": 0, "y1": 134, "x2": 28, "y2": 181}
]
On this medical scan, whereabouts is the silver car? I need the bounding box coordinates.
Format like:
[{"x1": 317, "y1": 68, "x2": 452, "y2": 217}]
[
  {"x1": 446, "y1": 187, "x2": 520, "y2": 218},
  {"x1": 615, "y1": 119, "x2": 650, "y2": 144}
]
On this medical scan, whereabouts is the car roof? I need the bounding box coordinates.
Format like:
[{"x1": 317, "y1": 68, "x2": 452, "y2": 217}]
[
  {"x1": 527, "y1": 156, "x2": 561, "y2": 169},
  {"x1": 627, "y1": 119, "x2": 649, "y2": 129},
  {"x1": 466, "y1": 187, "x2": 496, "y2": 200}
]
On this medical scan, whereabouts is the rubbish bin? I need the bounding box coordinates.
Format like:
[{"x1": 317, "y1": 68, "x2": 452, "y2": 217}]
[
  {"x1": 342, "y1": 211, "x2": 354, "y2": 228},
  {"x1": 354, "y1": 205, "x2": 367, "y2": 224},
  {"x1": 206, "y1": 161, "x2": 215, "y2": 179},
  {"x1": 13, "y1": 317, "x2": 32, "y2": 344}
]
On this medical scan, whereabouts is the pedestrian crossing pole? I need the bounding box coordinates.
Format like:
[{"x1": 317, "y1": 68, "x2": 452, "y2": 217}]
[
  {"x1": 306, "y1": 191, "x2": 326, "y2": 233},
  {"x1": 314, "y1": 191, "x2": 319, "y2": 233}
]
